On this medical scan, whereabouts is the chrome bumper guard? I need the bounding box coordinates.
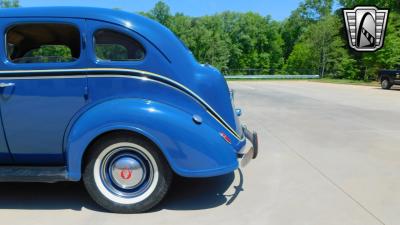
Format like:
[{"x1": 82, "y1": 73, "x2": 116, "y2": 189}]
[{"x1": 238, "y1": 126, "x2": 258, "y2": 167}]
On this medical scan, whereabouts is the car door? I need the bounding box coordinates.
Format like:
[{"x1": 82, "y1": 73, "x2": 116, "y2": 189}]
[
  {"x1": 0, "y1": 18, "x2": 89, "y2": 165},
  {"x1": 0, "y1": 112, "x2": 12, "y2": 164}
]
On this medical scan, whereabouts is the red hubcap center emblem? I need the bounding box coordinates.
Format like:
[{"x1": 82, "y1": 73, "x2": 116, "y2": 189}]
[{"x1": 120, "y1": 167, "x2": 132, "y2": 180}]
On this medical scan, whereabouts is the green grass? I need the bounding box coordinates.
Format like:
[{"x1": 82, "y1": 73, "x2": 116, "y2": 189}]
[
  {"x1": 226, "y1": 78, "x2": 317, "y2": 81},
  {"x1": 226, "y1": 77, "x2": 380, "y2": 87},
  {"x1": 310, "y1": 78, "x2": 379, "y2": 86}
]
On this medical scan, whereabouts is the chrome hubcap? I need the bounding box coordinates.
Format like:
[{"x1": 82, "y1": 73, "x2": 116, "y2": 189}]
[
  {"x1": 382, "y1": 79, "x2": 390, "y2": 89},
  {"x1": 110, "y1": 156, "x2": 145, "y2": 189},
  {"x1": 100, "y1": 147, "x2": 154, "y2": 198}
]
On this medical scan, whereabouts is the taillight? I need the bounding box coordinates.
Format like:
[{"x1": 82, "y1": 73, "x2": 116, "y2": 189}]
[{"x1": 219, "y1": 132, "x2": 231, "y2": 144}]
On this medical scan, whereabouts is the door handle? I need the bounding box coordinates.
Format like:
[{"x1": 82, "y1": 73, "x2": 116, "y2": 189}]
[{"x1": 0, "y1": 83, "x2": 15, "y2": 88}]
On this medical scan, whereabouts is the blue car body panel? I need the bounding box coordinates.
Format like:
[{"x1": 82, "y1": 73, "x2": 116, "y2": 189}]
[
  {"x1": 66, "y1": 98, "x2": 238, "y2": 180},
  {"x1": 0, "y1": 17, "x2": 88, "y2": 164},
  {"x1": 0, "y1": 77, "x2": 86, "y2": 164},
  {"x1": 0, "y1": 113, "x2": 12, "y2": 164},
  {"x1": 0, "y1": 7, "x2": 247, "y2": 179}
]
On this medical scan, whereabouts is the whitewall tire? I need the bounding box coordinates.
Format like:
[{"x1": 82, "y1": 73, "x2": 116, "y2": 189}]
[{"x1": 83, "y1": 133, "x2": 172, "y2": 213}]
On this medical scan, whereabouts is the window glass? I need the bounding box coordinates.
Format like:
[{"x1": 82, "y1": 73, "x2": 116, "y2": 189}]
[
  {"x1": 95, "y1": 29, "x2": 145, "y2": 61},
  {"x1": 6, "y1": 23, "x2": 81, "y2": 64}
]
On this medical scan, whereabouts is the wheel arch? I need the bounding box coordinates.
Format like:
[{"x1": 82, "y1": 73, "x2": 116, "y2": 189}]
[
  {"x1": 81, "y1": 129, "x2": 169, "y2": 177},
  {"x1": 67, "y1": 123, "x2": 173, "y2": 181},
  {"x1": 380, "y1": 74, "x2": 394, "y2": 83},
  {"x1": 62, "y1": 98, "x2": 183, "y2": 181}
]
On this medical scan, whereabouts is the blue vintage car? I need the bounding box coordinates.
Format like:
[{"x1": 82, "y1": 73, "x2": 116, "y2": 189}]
[{"x1": 0, "y1": 7, "x2": 258, "y2": 213}]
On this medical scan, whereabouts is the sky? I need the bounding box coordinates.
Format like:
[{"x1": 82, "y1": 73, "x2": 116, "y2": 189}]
[{"x1": 19, "y1": 0, "x2": 303, "y2": 21}]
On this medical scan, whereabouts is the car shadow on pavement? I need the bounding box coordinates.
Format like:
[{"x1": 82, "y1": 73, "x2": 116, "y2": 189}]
[
  {"x1": 0, "y1": 181, "x2": 102, "y2": 211},
  {"x1": 153, "y1": 170, "x2": 243, "y2": 212},
  {"x1": 0, "y1": 170, "x2": 243, "y2": 212}
]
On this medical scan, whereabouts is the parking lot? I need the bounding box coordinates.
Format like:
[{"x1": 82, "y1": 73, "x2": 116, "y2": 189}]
[{"x1": 1, "y1": 81, "x2": 399, "y2": 225}]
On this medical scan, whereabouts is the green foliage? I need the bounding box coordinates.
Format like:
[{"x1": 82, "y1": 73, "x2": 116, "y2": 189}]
[
  {"x1": 339, "y1": 0, "x2": 400, "y2": 11},
  {"x1": 301, "y1": 0, "x2": 334, "y2": 19},
  {"x1": 0, "y1": 0, "x2": 19, "y2": 8},
  {"x1": 148, "y1": 1, "x2": 171, "y2": 26},
  {"x1": 284, "y1": 42, "x2": 315, "y2": 74},
  {"x1": 147, "y1": 4, "x2": 284, "y2": 74},
  {"x1": 280, "y1": 8, "x2": 311, "y2": 59},
  {"x1": 96, "y1": 44, "x2": 128, "y2": 61},
  {"x1": 221, "y1": 12, "x2": 283, "y2": 74},
  {"x1": 376, "y1": 12, "x2": 400, "y2": 67},
  {"x1": 285, "y1": 15, "x2": 360, "y2": 78},
  {"x1": 279, "y1": 0, "x2": 398, "y2": 80},
  {"x1": 136, "y1": 0, "x2": 400, "y2": 80},
  {"x1": 29, "y1": 45, "x2": 71, "y2": 57},
  {"x1": 25, "y1": 45, "x2": 74, "y2": 63}
]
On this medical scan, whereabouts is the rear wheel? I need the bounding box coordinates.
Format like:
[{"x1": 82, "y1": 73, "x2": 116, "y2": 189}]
[
  {"x1": 381, "y1": 78, "x2": 392, "y2": 89},
  {"x1": 83, "y1": 133, "x2": 172, "y2": 213}
]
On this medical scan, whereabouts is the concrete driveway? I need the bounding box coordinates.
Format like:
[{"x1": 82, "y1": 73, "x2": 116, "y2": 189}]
[{"x1": 1, "y1": 81, "x2": 399, "y2": 225}]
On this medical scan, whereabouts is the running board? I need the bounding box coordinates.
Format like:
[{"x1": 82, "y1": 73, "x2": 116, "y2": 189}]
[{"x1": 0, "y1": 166, "x2": 68, "y2": 183}]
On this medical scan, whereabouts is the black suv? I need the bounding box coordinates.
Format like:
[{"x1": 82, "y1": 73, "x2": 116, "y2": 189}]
[{"x1": 379, "y1": 66, "x2": 400, "y2": 89}]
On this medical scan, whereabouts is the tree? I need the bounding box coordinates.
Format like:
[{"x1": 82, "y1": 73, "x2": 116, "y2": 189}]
[
  {"x1": 220, "y1": 12, "x2": 283, "y2": 74},
  {"x1": 339, "y1": 0, "x2": 400, "y2": 12},
  {"x1": 302, "y1": 0, "x2": 334, "y2": 19},
  {"x1": 187, "y1": 15, "x2": 231, "y2": 71},
  {"x1": 280, "y1": 8, "x2": 311, "y2": 59},
  {"x1": 284, "y1": 42, "x2": 316, "y2": 74},
  {"x1": 286, "y1": 15, "x2": 358, "y2": 78},
  {"x1": 0, "y1": 0, "x2": 19, "y2": 8},
  {"x1": 280, "y1": 0, "x2": 333, "y2": 60},
  {"x1": 162, "y1": 10, "x2": 284, "y2": 74},
  {"x1": 148, "y1": 1, "x2": 171, "y2": 26}
]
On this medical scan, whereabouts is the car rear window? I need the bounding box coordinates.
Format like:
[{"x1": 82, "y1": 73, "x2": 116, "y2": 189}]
[{"x1": 94, "y1": 29, "x2": 145, "y2": 61}]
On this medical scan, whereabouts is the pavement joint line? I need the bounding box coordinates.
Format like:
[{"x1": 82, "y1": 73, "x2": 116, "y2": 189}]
[{"x1": 261, "y1": 124, "x2": 386, "y2": 225}]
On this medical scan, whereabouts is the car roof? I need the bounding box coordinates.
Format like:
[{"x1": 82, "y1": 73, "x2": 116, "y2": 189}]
[
  {"x1": 0, "y1": 7, "x2": 149, "y2": 27},
  {"x1": 0, "y1": 7, "x2": 193, "y2": 65}
]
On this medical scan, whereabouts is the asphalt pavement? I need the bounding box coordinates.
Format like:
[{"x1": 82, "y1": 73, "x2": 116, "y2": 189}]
[{"x1": 1, "y1": 81, "x2": 399, "y2": 225}]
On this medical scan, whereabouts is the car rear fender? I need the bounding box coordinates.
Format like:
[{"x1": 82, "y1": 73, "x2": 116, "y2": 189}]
[{"x1": 65, "y1": 98, "x2": 238, "y2": 181}]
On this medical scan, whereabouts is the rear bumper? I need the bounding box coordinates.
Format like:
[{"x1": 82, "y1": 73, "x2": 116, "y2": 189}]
[{"x1": 238, "y1": 126, "x2": 258, "y2": 167}]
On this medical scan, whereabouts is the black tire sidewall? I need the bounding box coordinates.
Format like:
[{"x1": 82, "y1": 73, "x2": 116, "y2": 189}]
[
  {"x1": 381, "y1": 79, "x2": 392, "y2": 89},
  {"x1": 83, "y1": 134, "x2": 172, "y2": 213}
]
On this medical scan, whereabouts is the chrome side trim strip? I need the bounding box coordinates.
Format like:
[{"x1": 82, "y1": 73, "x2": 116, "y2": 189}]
[
  {"x1": 0, "y1": 68, "x2": 244, "y2": 140},
  {"x1": 0, "y1": 75, "x2": 86, "y2": 80}
]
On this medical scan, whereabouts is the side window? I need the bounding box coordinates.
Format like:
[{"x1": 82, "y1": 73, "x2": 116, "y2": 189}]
[
  {"x1": 94, "y1": 29, "x2": 145, "y2": 61},
  {"x1": 6, "y1": 23, "x2": 80, "y2": 64}
]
